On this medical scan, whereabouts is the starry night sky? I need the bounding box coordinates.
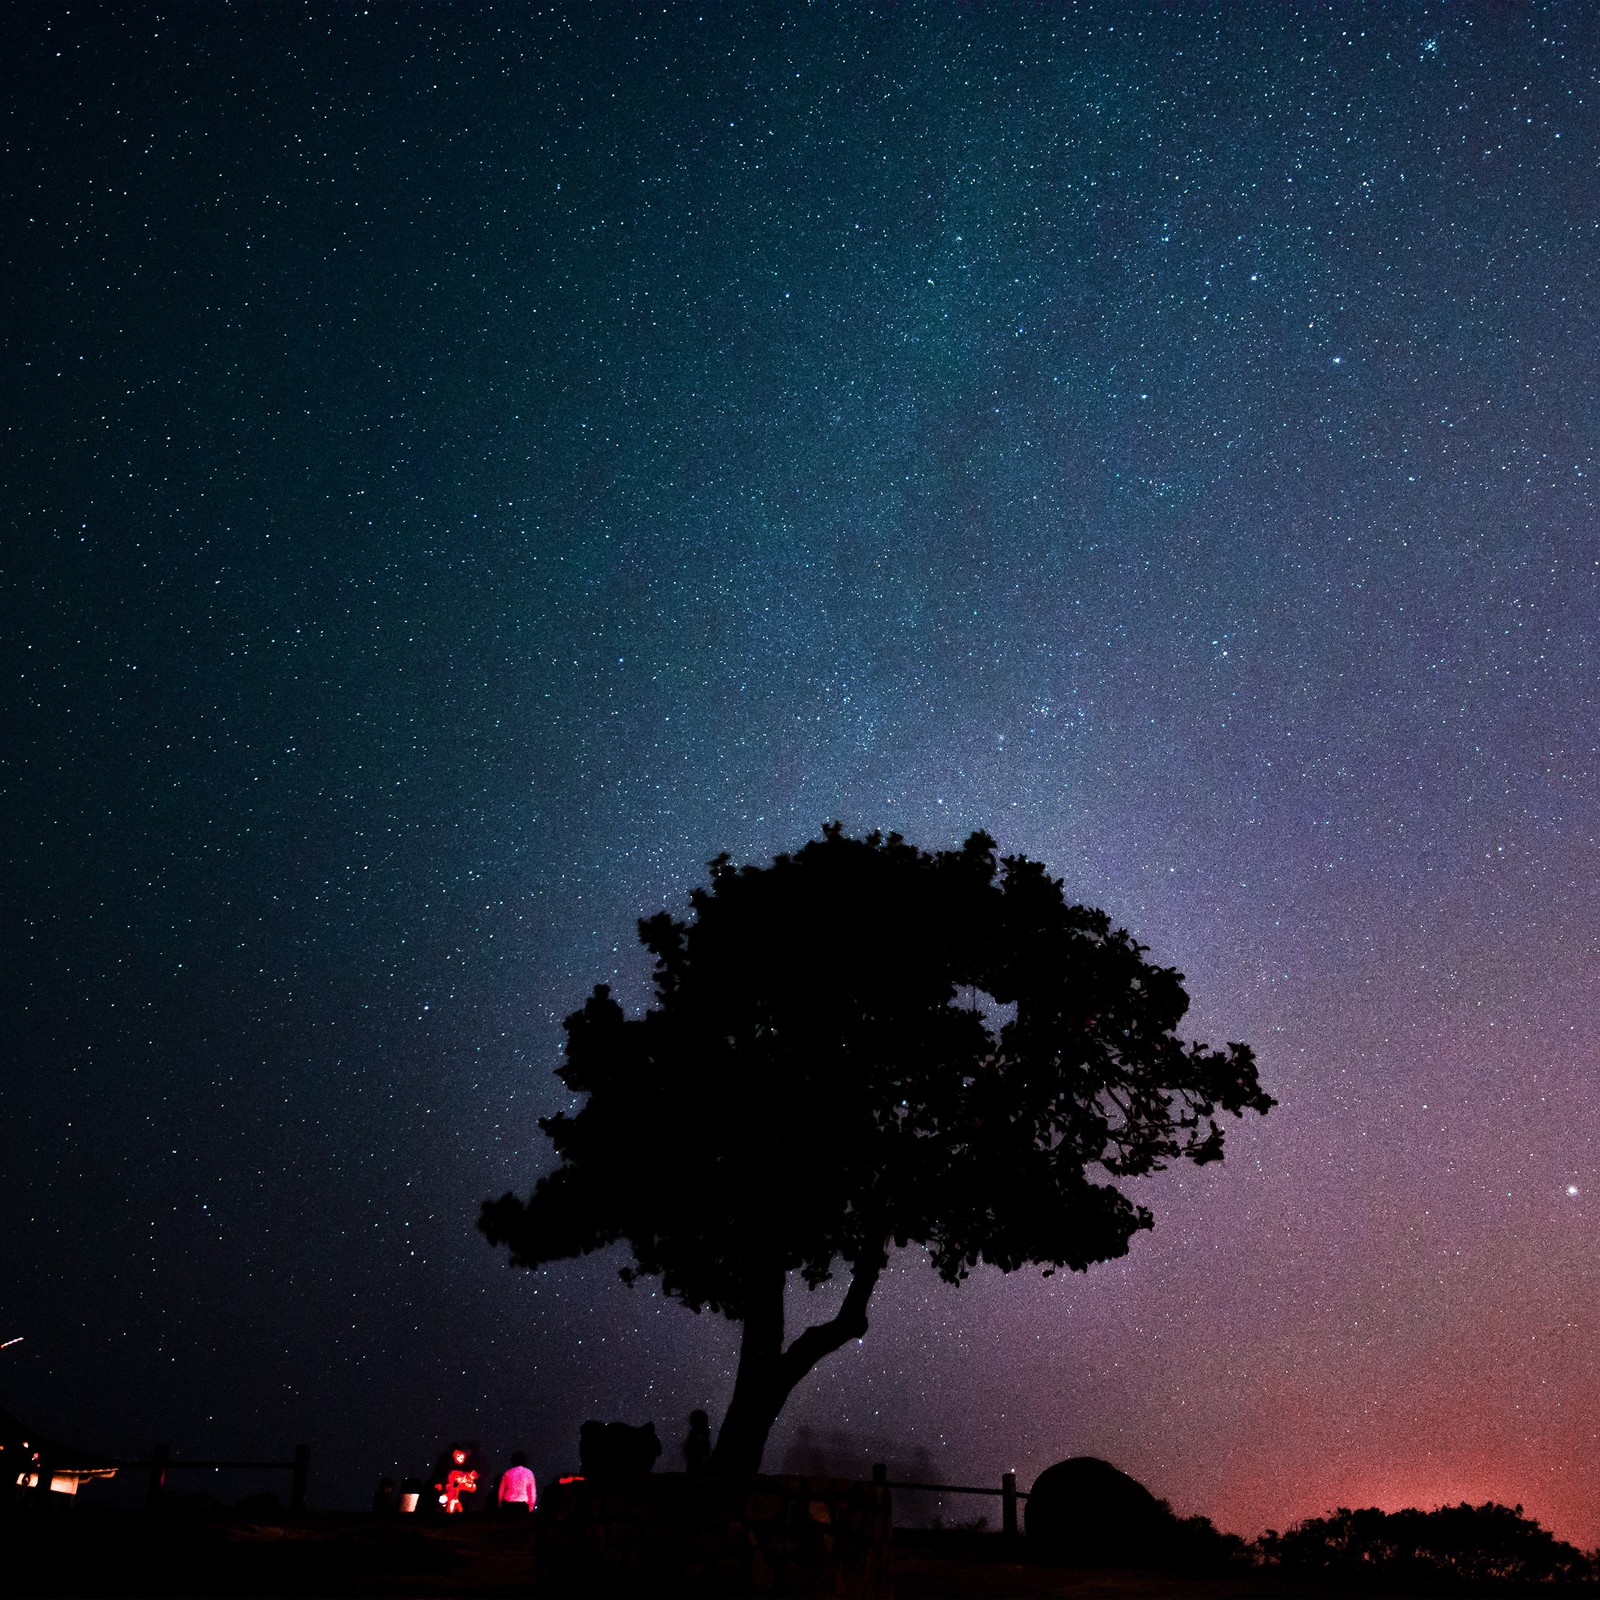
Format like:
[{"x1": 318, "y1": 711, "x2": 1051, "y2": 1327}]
[{"x1": 7, "y1": 0, "x2": 1600, "y2": 1544}]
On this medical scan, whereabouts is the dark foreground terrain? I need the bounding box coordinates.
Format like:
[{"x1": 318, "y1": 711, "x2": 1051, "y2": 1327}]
[{"x1": 0, "y1": 1509, "x2": 1503, "y2": 1599}]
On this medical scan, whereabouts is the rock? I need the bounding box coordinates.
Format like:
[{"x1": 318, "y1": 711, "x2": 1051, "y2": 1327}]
[{"x1": 1024, "y1": 1456, "x2": 1170, "y2": 1565}]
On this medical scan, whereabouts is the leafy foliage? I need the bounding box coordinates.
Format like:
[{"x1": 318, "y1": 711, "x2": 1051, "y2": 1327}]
[
  {"x1": 481, "y1": 827, "x2": 1271, "y2": 1467},
  {"x1": 1259, "y1": 1503, "x2": 1595, "y2": 1589},
  {"x1": 1158, "y1": 1510, "x2": 1254, "y2": 1571}
]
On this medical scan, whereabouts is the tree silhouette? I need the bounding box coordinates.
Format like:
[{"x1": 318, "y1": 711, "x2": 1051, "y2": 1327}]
[{"x1": 480, "y1": 827, "x2": 1272, "y2": 1473}]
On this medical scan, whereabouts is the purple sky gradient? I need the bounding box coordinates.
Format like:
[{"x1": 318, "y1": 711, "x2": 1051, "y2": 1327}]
[{"x1": 7, "y1": 0, "x2": 1599, "y2": 1543}]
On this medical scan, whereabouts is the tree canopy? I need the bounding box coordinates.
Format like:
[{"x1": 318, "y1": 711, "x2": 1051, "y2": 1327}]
[{"x1": 481, "y1": 826, "x2": 1272, "y2": 1472}]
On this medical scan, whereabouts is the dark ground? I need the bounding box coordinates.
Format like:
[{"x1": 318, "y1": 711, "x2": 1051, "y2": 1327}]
[
  {"x1": 6, "y1": 1510, "x2": 536, "y2": 1599},
  {"x1": 3, "y1": 1509, "x2": 1388, "y2": 1599}
]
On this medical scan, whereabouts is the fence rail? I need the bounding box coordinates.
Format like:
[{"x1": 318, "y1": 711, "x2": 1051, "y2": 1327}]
[
  {"x1": 134, "y1": 1443, "x2": 310, "y2": 1511},
  {"x1": 871, "y1": 1463, "x2": 1028, "y2": 1538}
]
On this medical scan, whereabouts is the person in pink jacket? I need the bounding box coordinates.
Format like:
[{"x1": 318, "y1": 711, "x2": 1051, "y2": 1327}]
[{"x1": 497, "y1": 1451, "x2": 537, "y2": 1512}]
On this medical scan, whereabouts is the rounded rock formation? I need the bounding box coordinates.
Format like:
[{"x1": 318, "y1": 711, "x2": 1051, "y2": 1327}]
[{"x1": 1024, "y1": 1456, "x2": 1170, "y2": 1565}]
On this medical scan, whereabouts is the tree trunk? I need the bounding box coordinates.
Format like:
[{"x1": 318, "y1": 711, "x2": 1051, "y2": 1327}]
[
  {"x1": 711, "y1": 1263, "x2": 788, "y2": 1476},
  {"x1": 710, "y1": 1247, "x2": 887, "y2": 1475}
]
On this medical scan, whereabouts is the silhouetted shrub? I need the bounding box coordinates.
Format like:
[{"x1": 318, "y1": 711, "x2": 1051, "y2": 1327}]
[
  {"x1": 1161, "y1": 1509, "x2": 1253, "y2": 1570},
  {"x1": 1260, "y1": 1502, "x2": 1595, "y2": 1590},
  {"x1": 929, "y1": 1512, "x2": 990, "y2": 1534}
]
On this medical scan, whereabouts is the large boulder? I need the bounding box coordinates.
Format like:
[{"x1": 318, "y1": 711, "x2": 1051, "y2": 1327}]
[{"x1": 1024, "y1": 1456, "x2": 1169, "y2": 1565}]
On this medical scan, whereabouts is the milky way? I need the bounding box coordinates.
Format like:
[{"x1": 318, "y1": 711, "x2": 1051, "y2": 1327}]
[{"x1": 7, "y1": 3, "x2": 1600, "y2": 1543}]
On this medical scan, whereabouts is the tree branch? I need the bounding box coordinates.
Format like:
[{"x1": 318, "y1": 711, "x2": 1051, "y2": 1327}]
[{"x1": 776, "y1": 1245, "x2": 888, "y2": 1393}]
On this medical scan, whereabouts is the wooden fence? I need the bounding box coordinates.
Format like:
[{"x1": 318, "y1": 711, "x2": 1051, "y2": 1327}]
[
  {"x1": 871, "y1": 1463, "x2": 1029, "y2": 1538},
  {"x1": 135, "y1": 1442, "x2": 310, "y2": 1511}
]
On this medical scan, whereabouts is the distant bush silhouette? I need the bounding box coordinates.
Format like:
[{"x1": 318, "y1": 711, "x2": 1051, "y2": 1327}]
[
  {"x1": 1162, "y1": 1509, "x2": 1253, "y2": 1570},
  {"x1": 481, "y1": 827, "x2": 1271, "y2": 1473},
  {"x1": 929, "y1": 1511, "x2": 990, "y2": 1534},
  {"x1": 1260, "y1": 1502, "x2": 1595, "y2": 1589}
]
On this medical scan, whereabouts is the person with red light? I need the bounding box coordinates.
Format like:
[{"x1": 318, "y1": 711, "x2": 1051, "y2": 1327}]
[
  {"x1": 497, "y1": 1450, "x2": 536, "y2": 1512},
  {"x1": 433, "y1": 1446, "x2": 478, "y2": 1513}
]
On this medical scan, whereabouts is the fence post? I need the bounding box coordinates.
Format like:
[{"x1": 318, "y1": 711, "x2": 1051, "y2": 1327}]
[
  {"x1": 148, "y1": 1443, "x2": 170, "y2": 1510},
  {"x1": 291, "y1": 1444, "x2": 310, "y2": 1511},
  {"x1": 871, "y1": 1463, "x2": 887, "y2": 1487},
  {"x1": 1001, "y1": 1472, "x2": 1018, "y2": 1541}
]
